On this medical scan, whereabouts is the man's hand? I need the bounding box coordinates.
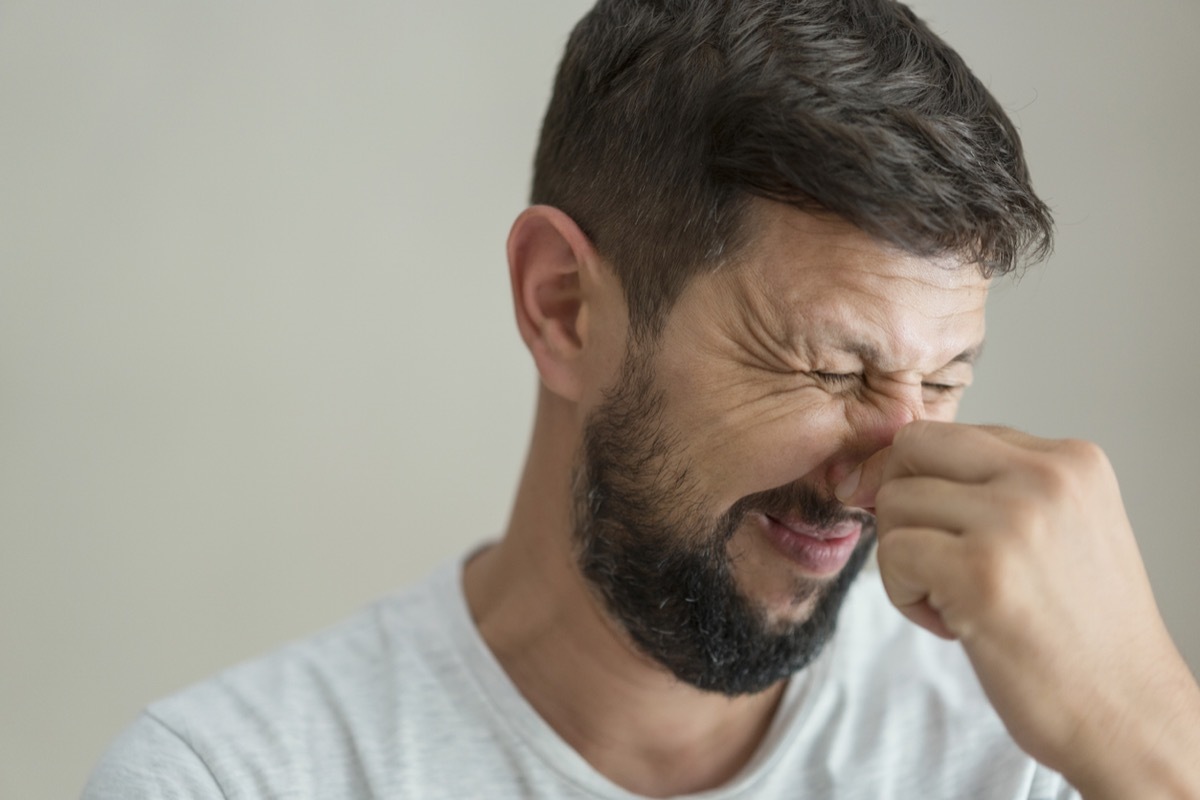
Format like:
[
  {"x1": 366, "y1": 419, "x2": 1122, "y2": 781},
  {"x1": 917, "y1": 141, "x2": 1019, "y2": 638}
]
[{"x1": 836, "y1": 421, "x2": 1200, "y2": 799}]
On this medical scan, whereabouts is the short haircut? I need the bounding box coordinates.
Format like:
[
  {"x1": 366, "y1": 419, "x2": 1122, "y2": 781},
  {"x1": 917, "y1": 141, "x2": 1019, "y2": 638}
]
[{"x1": 531, "y1": 0, "x2": 1054, "y2": 340}]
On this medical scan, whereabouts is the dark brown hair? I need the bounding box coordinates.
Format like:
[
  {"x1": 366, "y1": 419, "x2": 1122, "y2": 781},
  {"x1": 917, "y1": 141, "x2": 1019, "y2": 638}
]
[{"x1": 531, "y1": 0, "x2": 1053, "y2": 340}]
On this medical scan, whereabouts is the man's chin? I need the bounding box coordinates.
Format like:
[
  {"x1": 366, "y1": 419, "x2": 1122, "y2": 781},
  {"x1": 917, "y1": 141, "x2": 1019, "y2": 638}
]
[
  {"x1": 739, "y1": 525, "x2": 876, "y2": 624},
  {"x1": 580, "y1": 531, "x2": 874, "y2": 696},
  {"x1": 737, "y1": 571, "x2": 836, "y2": 631},
  {"x1": 727, "y1": 516, "x2": 871, "y2": 623}
]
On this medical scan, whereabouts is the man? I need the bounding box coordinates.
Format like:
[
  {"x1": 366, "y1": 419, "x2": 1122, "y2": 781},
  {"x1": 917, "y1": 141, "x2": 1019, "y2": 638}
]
[{"x1": 84, "y1": 1, "x2": 1200, "y2": 798}]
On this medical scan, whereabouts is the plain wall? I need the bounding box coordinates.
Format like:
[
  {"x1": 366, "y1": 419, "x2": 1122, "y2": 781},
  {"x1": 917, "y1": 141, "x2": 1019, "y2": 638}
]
[{"x1": 2, "y1": 1, "x2": 1197, "y2": 796}]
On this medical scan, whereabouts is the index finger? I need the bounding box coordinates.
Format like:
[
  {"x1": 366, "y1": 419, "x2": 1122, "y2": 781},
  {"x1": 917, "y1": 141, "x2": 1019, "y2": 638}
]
[
  {"x1": 883, "y1": 421, "x2": 1027, "y2": 484},
  {"x1": 835, "y1": 422, "x2": 1028, "y2": 509}
]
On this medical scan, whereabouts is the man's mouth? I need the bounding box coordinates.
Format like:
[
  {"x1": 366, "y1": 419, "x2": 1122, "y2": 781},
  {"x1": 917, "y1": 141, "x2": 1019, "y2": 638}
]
[
  {"x1": 765, "y1": 513, "x2": 862, "y2": 542},
  {"x1": 759, "y1": 513, "x2": 864, "y2": 576}
]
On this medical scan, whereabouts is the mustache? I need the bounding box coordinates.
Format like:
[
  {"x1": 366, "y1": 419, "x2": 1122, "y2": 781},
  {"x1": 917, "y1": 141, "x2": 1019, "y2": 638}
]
[{"x1": 728, "y1": 480, "x2": 873, "y2": 533}]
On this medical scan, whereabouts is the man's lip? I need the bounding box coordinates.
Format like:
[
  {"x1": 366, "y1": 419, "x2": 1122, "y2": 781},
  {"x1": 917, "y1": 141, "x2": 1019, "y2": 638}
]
[{"x1": 764, "y1": 514, "x2": 861, "y2": 541}]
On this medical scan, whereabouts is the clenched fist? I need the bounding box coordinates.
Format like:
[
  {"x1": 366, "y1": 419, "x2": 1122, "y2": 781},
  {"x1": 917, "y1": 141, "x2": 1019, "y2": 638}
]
[{"x1": 836, "y1": 421, "x2": 1200, "y2": 800}]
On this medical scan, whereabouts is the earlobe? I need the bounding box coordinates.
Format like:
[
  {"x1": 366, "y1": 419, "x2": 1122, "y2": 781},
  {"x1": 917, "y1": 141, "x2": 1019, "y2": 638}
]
[{"x1": 507, "y1": 205, "x2": 597, "y2": 402}]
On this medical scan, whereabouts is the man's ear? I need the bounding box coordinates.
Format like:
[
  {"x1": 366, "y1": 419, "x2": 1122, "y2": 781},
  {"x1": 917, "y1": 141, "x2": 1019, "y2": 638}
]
[{"x1": 507, "y1": 205, "x2": 602, "y2": 403}]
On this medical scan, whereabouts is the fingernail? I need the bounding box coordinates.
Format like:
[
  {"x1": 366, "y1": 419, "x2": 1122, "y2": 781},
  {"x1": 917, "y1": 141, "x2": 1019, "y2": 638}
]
[{"x1": 835, "y1": 467, "x2": 861, "y2": 502}]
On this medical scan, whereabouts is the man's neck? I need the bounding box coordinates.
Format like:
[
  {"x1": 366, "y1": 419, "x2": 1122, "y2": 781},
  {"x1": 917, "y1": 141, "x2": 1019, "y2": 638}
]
[{"x1": 461, "y1": 394, "x2": 787, "y2": 797}]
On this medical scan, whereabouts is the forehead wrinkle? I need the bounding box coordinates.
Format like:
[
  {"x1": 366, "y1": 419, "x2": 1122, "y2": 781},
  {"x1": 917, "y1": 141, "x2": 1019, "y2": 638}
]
[
  {"x1": 825, "y1": 329, "x2": 984, "y2": 375},
  {"x1": 823, "y1": 262, "x2": 986, "y2": 362},
  {"x1": 718, "y1": 205, "x2": 986, "y2": 372},
  {"x1": 799, "y1": 292, "x2": 984, "y2": 375}
]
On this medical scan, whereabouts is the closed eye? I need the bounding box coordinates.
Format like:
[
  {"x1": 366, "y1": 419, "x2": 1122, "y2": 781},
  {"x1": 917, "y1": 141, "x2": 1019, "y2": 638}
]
[
  {"x1": 814, "y1": 371, "x2": 862, "y2": 387},
  {"x1": 816, "y1": 372, "x2": 965, "y2": 397}
]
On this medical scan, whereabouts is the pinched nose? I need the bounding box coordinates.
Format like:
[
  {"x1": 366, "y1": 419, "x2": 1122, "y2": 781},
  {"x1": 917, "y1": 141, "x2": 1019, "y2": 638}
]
[
  {"x1": 863, "y1": 389, "x2": 927, "y2": 452},
  {"x1": 832, "y1": 392, "x2": 925, "y2": 509},
  {"x1": 834, "y1": 445, "x2": 891, "y2": 511}
]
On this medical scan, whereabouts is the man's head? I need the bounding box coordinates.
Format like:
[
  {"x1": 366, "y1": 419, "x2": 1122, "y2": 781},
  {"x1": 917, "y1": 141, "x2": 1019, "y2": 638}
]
[
  {"x1": 532, "y1": 0, "x2": 1051, "y2": 342},
  {"x1": 566, "y1": 202, "x2": 990, "y2": 694},
  {"x1": 511, "y1": 0, "x2": 1051, "y2": 696}
]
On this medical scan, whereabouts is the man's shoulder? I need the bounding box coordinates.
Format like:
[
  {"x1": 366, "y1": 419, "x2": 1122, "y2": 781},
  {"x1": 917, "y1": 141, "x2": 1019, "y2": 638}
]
[
  {"x1": 84, "y1": 560, "x2": 470, "y2": 799},
  {"x1": 154, "y1": 559, "x2": 456, "y2": 725}
]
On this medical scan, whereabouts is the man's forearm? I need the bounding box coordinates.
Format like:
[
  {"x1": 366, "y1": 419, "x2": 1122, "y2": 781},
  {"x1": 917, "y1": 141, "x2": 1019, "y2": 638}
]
[{"x1": 1066, "y1": 654, "x2": 1200, "y2": 800}]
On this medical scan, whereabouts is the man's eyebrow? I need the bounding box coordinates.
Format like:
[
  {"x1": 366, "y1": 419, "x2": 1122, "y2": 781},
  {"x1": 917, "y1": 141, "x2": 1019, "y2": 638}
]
[
  {"x1": 832, "y1": 340, "x2": 985, "y2": 367},
  {"x1": 951, "y1": 343, "x2": 984, "y2": 366}
]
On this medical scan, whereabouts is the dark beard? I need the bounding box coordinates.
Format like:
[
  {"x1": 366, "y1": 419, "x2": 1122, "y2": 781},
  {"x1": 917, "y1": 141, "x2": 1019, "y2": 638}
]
[{"x1": 572, "y1": 345, "x2": 876, "y2": 696}]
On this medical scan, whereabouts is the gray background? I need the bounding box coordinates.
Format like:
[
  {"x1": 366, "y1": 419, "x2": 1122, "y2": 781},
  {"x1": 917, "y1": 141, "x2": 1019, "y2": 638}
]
[{"x1": 2, "y1": 1, "x2": 1197, "y2": 797}]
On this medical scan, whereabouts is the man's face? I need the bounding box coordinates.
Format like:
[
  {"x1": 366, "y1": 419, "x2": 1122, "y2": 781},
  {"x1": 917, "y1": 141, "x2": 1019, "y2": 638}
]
[{"x1": 572, "y1": 201, "x2": 988, "y2": 695}]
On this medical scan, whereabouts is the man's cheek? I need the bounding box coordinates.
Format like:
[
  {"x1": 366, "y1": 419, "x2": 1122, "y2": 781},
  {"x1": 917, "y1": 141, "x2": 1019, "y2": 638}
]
[{"x1": 690, "y1": 395, "x2": 847, "y2": 509}]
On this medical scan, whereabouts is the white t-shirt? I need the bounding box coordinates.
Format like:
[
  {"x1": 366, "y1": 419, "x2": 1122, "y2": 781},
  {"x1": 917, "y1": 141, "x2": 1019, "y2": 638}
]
[{"x1": 82, "y1": 557, "x2": 1079, "y2": 799}]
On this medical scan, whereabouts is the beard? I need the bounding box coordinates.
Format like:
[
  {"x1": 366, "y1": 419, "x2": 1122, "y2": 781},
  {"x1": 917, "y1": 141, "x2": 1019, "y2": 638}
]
[{"x1": 572, "y1": 343, "x2": 876, "y2": 696}]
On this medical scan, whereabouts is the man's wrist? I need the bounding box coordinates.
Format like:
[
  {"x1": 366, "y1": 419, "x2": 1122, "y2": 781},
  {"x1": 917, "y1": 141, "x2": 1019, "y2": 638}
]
[{"x1": 1063, "y1": 657, "x2": 1200, "y2": 800}]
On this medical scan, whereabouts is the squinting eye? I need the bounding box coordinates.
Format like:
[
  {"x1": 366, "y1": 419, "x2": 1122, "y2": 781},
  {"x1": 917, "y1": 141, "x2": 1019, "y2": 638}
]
[
  {"x1": 922, "y1": 382, "x2": 961, "y2": 395},
  {"x1": 814, "y1": 372, "x2": 862, "y2": 386}
]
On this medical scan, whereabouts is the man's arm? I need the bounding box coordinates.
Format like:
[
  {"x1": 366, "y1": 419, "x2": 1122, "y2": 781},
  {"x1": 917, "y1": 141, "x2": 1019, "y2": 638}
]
[{"x1": 837, "y1": 421, "x2": 1200, "y2": 799}]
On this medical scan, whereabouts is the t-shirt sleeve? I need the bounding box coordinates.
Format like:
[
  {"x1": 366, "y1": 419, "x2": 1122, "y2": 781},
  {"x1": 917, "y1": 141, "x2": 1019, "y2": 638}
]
[{"x1": 81, "y1": 712, "x2": 226, "y2": 800}]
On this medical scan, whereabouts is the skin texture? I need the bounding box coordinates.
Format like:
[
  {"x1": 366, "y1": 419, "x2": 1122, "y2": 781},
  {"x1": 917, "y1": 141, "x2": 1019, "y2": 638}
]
[{"x1": 465, "y1": 198, "x2": 1200, "y2": 798}]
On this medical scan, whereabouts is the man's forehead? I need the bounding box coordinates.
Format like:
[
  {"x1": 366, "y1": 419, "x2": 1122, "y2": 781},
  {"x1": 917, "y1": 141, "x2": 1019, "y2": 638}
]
[
  {"x1": 696, "y1": 204, "x2": 989, "y2": 367},
  {"x1": 726, "y1": 207, "x2": 983, "y2": 295},
  {"x1": 824, "y1": 334, "x2": 985, "y2": 369},
  {"x1": 766, "y1": 285, "x2": 986, "y2": 366},
  {"x1": 736, "y1": 202, "x2": 982, "y2": 284}
]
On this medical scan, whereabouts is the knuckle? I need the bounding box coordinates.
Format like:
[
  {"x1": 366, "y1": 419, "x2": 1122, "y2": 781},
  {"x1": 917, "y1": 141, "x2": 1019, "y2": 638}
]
[
  {"x1": 999, "y1": 493, "x2": 1048, "y2": 548},
  {"x1": 1058, "y1": 438, "x2": 1112, "y2": 477},
  {"x1": 1026, "y1": 456, "x2": 1072, "y2": 498},
  {"x1": 963, "y1": 543, "x2": 1016, "y2": 610},
  {"x1": 1003, "y1": 491, "x2": 1041, "y2": 526},
  {"x1": 1023, "y1": 438, "x2": 1111, "y2": 505}
]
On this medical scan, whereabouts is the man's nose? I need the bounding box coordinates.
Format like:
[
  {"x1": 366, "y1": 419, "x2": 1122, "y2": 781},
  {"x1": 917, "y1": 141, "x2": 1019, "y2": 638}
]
[
  {"x1": 828, "y1": 390, "x2": 926, "y2": 499},
  {"x1": 862, "y1": 388, "x2": 926, "y2": 451}
]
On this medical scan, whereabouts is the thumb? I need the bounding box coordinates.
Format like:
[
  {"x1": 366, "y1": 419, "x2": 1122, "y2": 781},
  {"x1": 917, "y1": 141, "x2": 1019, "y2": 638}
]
[{"x1": 835, "y1": 446, "x2": 892, "y2": 511}]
